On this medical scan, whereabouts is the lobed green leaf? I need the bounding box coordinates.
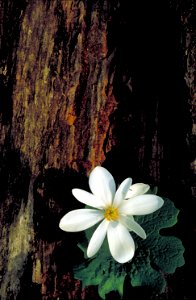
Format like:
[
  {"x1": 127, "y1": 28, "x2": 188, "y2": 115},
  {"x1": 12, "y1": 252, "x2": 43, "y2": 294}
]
[{"x1": 74, "y1": 198, "x2": 185, "y2": 299}]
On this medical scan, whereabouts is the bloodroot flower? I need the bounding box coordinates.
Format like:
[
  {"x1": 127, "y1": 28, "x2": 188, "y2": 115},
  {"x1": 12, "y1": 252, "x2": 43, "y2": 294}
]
[{"x1": 59, "y1": 166, "x2": 164, "y2": 263}]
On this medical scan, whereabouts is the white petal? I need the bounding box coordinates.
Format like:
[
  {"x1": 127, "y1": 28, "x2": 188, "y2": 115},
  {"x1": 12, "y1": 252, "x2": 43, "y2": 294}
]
[
  {"x1": 120, "y1": 194, "x2": 164, "y2": 216},
  {"x1": 107, "y1": 222, "x2": 135, "y2": 263},
  {"x1": 120, "y1": 216, "x2": 146, "y2": 239},
  {"x1": 72, "y1": 188, "x2": 104, "y2": 209},
  {"x1": 87, "y1": 219, "x2": 109, "y2": 257},
  {"x1": 59, "y1": 209, "x2": 104, "y2": 232},
  {"x1": 89, "y1": 166, "x2": 116, "y2": 206},
  {"x1": 125, "y1": 183, "x2": 150, "y2": 199},
  {"x1": 113, "y1": 178, "x2": 132, "y2": 207}
]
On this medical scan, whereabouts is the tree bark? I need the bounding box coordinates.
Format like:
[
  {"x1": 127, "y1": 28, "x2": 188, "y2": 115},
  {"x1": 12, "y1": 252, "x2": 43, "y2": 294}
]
[{"x1": 0, "y1": 0, "x2": 195, "y2": 299}]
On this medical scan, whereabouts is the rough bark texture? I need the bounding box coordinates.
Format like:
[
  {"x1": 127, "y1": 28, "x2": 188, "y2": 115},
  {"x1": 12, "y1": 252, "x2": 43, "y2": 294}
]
[{"x1": 0, "y1": 0, "x2": 195, "y2": 299}]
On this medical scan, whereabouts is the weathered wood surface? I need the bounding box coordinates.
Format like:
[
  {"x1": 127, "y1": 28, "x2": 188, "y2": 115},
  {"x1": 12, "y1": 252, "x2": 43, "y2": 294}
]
[{"x1": 0, "y1": 0, "x2": 195, "y2": 299}]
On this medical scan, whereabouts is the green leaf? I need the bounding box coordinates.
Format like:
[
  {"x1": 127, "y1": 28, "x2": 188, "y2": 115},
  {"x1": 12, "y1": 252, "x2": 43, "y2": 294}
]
[
  {"x1": 74, "y1": 246, "x2": 126, "y2": 299},
  {"x1": 129, "y1": 249, "x2": 166, "y2": 292},
  {"x1": 74, "y1": 198, "x2": 185, "y2": 299},
  {"x1": 98, "y1": 266, "x2": 125, "y2": 299}
]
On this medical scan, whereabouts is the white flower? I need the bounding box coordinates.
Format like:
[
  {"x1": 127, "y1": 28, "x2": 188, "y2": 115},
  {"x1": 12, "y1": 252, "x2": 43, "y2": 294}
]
[{"x1": 59, "y1": 166, "x2": 164, "y2": 263}]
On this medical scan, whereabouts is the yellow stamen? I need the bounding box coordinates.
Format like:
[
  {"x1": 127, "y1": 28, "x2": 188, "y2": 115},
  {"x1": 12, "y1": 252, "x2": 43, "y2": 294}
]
[{"x1": 104, "y1": 206, "x2": 119, "y2": 221}]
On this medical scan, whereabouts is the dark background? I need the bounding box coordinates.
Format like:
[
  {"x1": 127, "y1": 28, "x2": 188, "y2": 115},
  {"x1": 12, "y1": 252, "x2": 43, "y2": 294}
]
[{"x1": 0, "y1": 0, "x2": 195, "y2": 299}]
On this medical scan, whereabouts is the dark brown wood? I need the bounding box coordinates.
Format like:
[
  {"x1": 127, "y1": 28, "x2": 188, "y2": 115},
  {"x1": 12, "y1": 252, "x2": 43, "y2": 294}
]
[{"x1": 0, "y1": 0, "x2": 195, "y2": 299}]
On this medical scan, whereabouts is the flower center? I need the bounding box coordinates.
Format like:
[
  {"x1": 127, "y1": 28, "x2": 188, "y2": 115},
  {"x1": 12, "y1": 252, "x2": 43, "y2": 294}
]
[{"x1": 104, "y1": 206, "x2": 119, "y2": 221}]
